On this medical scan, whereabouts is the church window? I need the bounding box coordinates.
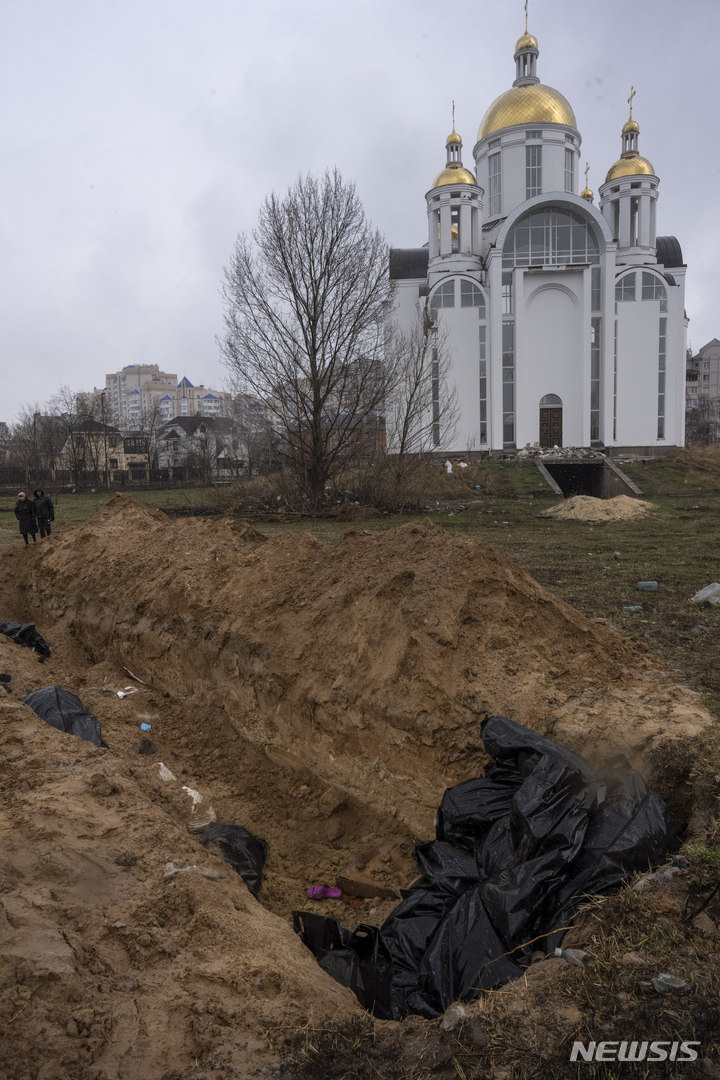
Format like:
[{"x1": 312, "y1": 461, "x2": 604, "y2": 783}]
[
  {"x1": 479, "y1": 325, "x2": 488, "y2": 444},
  {"x1": 590, "y1": 319, "x2": 601, "y2": 442},
  {"x1": 501, "y1": 272, "x2": 513, "y2": 315},
  {"x1": 526, "y1": 145, "x2": 542, "y2": 198},
  {"x1": 658, "y1": 317, "x2": 667, "y2": 439},
  {"x1": 591, "y1": 267, "x2": 601, "y2": 312},
  {"x1": 461, "y1": 280, "x2": 485, "y2": 313},
  {"x1": 641, "y1": 273, "x2": 667, "y2": 311},
  {"x1": 430, "y1": 280, "x2": 455, "y2": 310},
  {"x1": 431, "y1": 329, "x2": 440, "y2": 446},
  {"x1": 564, "y1": 149, "x2": 574, "y2": 193},
  {"x1": 502, "y1": 321, "x2": 515, "y2": 447},
  {"x1": 489, "y1": 152, "x2": 502, "y2": 216},
  {"x1": 503, "y1": 208, "x2": 600, "y2": 267},
  {"x1": 630, "y1": 196, "x2": 640, "y2": 245},
  {"x1": 451, "y1": 206, "x2": 460, "y2": 252},
  {"x1": 615, "y1": 273, "x2": 636, "y2": 302}
]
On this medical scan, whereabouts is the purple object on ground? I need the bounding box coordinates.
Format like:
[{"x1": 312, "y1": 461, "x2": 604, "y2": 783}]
[{"x1": 306, "y1": 885, "x2": 343, "y2": 900}]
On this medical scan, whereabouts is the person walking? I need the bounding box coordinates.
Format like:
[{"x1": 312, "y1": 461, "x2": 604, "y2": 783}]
[
  {"x1": 14, "y1": 492, "x2": 37, "y2": 545},
  {"x1": 32, "y1": 488, "x2": 55, "y2": 537}
]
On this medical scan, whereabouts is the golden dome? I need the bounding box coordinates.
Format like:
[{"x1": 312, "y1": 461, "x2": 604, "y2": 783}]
[
  {"x1": 446, "y1": 128, "x2": 462, "y2": 146},
  {"x1": 515, "y1": 31, "x2": 538, "y2": 52},
  {"x1": 478, "y1": 84, "x2": 576, "y2": 140},
  {"x1": 605, "y1": 153, "x2": 655, "y2": 182},
  {"x1": 581, "y1": 186, "x2": 594, "y2": 201},
  {"x1": 622, "y1": 118, "x2": 640, "y2": 134},
  {"x1": 432, "y1": 165, "x2": 476, "y2": 188}
]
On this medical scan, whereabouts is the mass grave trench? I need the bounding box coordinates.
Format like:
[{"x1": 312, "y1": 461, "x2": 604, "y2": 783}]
[{"x1": 0, "y1": 493, "x2": 709, "y2": 841}]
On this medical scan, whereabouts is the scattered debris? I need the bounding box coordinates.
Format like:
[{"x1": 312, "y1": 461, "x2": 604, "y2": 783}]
[
  {"x1": 635, "y1": 581, "x2": 658, "y2": 591},
  {"x1": 163, "y1": 862, "x2": 225, "y2": 880},
  {"x1": 691, "y1": 583, "x2": 720, "y2": 605}
]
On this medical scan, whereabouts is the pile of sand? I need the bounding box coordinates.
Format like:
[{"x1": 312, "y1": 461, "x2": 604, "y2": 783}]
[
  {"x1": 540, "y1": 493, "x2": 654, "y2": 522},
  {"x1": 0, "y1": 495, "x2": 710, "y2": 1078}
]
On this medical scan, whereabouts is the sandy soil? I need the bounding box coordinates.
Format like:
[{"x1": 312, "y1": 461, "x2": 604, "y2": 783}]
[
  {"x1": 540, "y1": 494, "x2": 655, "y2": 522},
  {"x1": 0, "y1": 495, "x2": 713, "y2": 1079}
]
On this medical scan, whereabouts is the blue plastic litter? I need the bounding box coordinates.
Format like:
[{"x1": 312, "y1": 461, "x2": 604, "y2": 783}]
[{"x1": 140, "y1": 722, "x2": 152, "y2": 731}]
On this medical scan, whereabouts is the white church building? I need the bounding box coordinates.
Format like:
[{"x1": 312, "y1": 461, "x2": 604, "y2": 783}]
[{"x1": 389, "y1": 23, "x2": 687, "y2": 456}]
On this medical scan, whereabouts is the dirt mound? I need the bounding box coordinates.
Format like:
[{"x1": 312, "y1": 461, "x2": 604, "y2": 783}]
[
  {"x1": 540, "y1": 493, "x2": 654, "y2": 522},
  {"x1": 0, "y1": 494, "x2": 712, "y2": 1078}
]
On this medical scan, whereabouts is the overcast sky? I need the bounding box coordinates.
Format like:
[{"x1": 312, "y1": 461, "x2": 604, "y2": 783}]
[{"x1": 2, "y1": 0, "x2": 716, "y2": 426}]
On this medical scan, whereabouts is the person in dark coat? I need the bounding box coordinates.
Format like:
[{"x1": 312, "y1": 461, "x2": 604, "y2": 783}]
[
  {"x1": 32, "y1": 489, "x2": 55, "y2": 537},
  {"x1": 14, "y1": 492, "x2": 37, "y2": 545}
]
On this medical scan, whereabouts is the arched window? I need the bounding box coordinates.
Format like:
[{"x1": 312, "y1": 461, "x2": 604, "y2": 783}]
[
  {"x1": 503, "y1": 208, "x2": 600, "y2": 267},
  {"x1": 540, "y1": 394, "x2": 562, "y2": 406}
]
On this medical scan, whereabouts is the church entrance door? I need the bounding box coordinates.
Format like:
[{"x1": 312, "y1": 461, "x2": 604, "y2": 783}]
[{"x1": 539, "y1": 407, "x2": 562, "y2": 447}]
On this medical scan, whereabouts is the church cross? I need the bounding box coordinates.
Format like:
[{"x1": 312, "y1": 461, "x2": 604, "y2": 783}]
[{"x1": 627, "y1": 85, "x2": 636, "y2": 118}]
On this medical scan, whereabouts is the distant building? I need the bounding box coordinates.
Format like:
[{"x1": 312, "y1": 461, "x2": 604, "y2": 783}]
[
  {"x1": 686, "y1": 339, "x2": 720, "y2": 411},
  {"x1": 103, "y1": 365, "x2": 231, "y2": 427},
  {"x1": 686, "y1": 339, "x2": 720, "y2": 444}
]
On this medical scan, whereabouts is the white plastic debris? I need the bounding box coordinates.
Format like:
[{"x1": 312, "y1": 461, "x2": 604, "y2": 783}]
[
  {"x1": 182, "y1": 785, "x2": 203, "y2": 805},
  {"x1": 116, "y1": 686, "x2": 138, "y2": 698},
  {"x1": 632, "y1": 866, "x2": 684, "y2": 892},
  {"x1": 440, "y1": 1003, "x2": 467, "y2": 1031},
  {"x1": 163, "y1": 862, "x2": 224, "y2": 880},
  {"x1": 691, "y1": 583, "x2": 720, "y2": 605},
  {"x1": 182, "y1": 785, "x2": 217, "y2": 829},
  {"x1": 158, "y1": 762, "x2": 177, "y2": 782}
]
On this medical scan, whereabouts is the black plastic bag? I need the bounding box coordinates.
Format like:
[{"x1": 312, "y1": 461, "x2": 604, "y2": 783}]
[
  {"x1": 294, "y1": 715, "x2": 684, "y2": 1019},
  {"x1": 199, "y1": 823, "x2": 267, "y2": 897},
  {"x1": 0, "y1": 621, "x2": 51, "y2": 657},
  {"x1": 293, "y1": 912, "x2": 395, "y2": 1018},
  {"x1": 24, "y1": 686, "x2": 107, "y2": 748}
]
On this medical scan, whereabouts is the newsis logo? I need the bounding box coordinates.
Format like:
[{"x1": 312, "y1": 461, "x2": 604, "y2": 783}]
[{"x1": 570, "y1": 1040, "x2": 700, "y2": 1063}]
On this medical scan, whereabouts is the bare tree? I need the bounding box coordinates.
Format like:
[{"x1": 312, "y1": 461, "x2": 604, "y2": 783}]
[
  {"x1": 134, "y1": 398, "x2": 164, "y2": 479},
  {"x1": 220, "y1": 169, "x2": 395, "y2": 507},
  {"x1": 685, "y1": 396, "x2": 720, "y2": 447},
  {"x1": 383, "y1": 302, "x2": 459, "y2": 493}
]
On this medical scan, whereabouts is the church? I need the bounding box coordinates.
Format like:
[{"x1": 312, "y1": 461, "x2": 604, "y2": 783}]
[{"x1": 389, "y1": 20, "x2": 687, "y2": 456}]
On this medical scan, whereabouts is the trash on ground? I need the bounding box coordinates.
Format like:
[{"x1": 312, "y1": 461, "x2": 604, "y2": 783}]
[
  {"x1": 199, "y1": 824, "x2": 267, "y2": 897},
  {"x1": 554, "y1": 947, "x2": 590, "y2": 966},
  {"x1": 632, "y1": 864, "x2": 685, "y2": 892},
  {"x1": 691, "y1": 583, "x2": 720, "y2": 605},
  {"x1": 163, "y1": 862, "x2": 225, "y2": 880},
  {"x1": 140, "y1": 722, "x2": 152, "y2": 731},
  {"x1": 116, "y1": 686, "x2": 138, "y2": 698},
  {"x1": 0, "y1": 621, "x2": 51, "y2": 657},
  {"x1": 307, "y1": 885, "x2": 343, "y2": 900},
  {"x1": 158, "y1": 762, "x2": 177, "y2": 782},
  {"x1": 138, "y1": 737, "x2": 158, "y2": 755},
  {"x1": 650, "y1": 973, "x2": 690, "y2": 994},
  {"x1": 623, "y1": 605, "x2": 642, "y2": 613},
  {"x1": 182, "y1": 785, "x2": 217, "y2": 830},
  {"x1": 23, "y1": 686, "x2": 108, "y2": 748},
  {"x1": 294, "y1": 715, "x2": 683, "y2": 1020},
  {"x1": 635, "y1": 581, "x2": 658, "y2": 591}
]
